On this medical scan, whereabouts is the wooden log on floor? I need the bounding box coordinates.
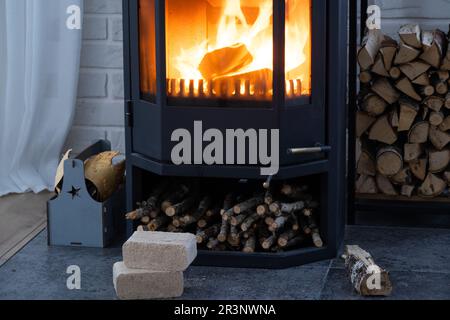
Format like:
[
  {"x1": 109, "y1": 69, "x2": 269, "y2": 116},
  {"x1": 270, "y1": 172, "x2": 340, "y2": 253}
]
[{"x1": 343, "y1": 245, "x2": 392, "y2": 296}]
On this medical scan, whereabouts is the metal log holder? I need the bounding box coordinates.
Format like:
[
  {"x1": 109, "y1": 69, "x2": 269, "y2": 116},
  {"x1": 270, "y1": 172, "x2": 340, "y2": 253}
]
[{"x1": 47, "y1": 140, "x2": 126, "y2": 248}]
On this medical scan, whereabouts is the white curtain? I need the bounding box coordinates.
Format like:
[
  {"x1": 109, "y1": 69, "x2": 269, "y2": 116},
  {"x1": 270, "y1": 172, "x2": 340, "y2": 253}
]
[{"x1": 0, "y1": 0, "x2": 83, "y2": 196}]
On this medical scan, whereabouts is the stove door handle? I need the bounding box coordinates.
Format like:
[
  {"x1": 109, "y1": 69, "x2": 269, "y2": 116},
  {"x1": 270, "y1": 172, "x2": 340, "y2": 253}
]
[{"x1": 287, "y1": 145, "x2": 332, "y2": 155}]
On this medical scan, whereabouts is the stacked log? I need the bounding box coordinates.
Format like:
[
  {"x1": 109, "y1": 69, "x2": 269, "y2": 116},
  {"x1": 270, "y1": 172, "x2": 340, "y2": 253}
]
[
  {"x1": 356, "y1": 24, "x2": 450, "y2": 198},
  {"x1": 125, "y1": 180, "x2": 322, "y2": 253}
]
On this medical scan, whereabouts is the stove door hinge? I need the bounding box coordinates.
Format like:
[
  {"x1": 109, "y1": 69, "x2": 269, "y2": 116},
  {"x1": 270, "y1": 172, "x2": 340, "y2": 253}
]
[{"x1": 125, "y1": 100, "x2": 134, "y2": 128}]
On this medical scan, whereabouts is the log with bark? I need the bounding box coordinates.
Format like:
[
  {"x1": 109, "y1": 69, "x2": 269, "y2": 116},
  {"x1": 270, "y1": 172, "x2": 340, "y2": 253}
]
[
  {"x1": 343, "y1": 245, "x2": 393, "y2": 296},
  {"x1": 420, "y1": 30, "x2": 447, "y2": 68},
  {"x1": 358, "y1": 30, "x2": 385, "y2": 70}
]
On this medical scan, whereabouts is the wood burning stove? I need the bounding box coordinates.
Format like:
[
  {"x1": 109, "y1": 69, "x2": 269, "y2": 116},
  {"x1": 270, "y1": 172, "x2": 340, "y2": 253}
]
[{"x1": 122, "y1": 0, "x2": 348, "y2": 268}]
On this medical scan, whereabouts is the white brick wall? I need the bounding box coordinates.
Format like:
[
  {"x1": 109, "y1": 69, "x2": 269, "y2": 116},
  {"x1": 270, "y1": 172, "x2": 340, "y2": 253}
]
[
  {"x1": 66, "y1": 0, "x2": 125, "y2": 154},
  {"x1": 67, "y1": 0, "x2": 450, "y2": 155},
  {"x1": 374, "y1": 0, "x2": 450, "y2": 38}
]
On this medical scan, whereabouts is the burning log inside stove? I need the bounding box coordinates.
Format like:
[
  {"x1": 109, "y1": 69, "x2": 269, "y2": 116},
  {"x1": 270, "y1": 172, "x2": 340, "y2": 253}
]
[
  {"x1": 198, "y1": 43, "x2": 254, "y2": 80},
  {"x1": 126, "y1": 179, "x2": 322, "y2": 253}
]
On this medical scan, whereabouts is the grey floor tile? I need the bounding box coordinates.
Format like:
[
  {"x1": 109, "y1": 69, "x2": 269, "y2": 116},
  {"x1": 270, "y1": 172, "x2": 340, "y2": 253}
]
[
  {"x1": 183, "y1": 266, "x2": 330, "y2": 300},
  {"x1": 1, "y1": 225, "x2": 448, "y2": 300},
  {"x1": 0, "y1": 231, "x2": 331, "y2": 300},
  {"x1": 0, "y1": 232, "x2": 122, "y2": 300},
  {"x1": 332, "y1": 226, "x2": 450, "y2": 274},
  {"x1": 321, "y1": 268, "x2": 450, "y2": 300}
]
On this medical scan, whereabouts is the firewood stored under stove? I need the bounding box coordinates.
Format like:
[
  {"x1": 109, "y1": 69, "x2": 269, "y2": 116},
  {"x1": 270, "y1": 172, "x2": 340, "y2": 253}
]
[
  {"x1": 356, "y1": 24, "x2": 450, "y2": 199},
  {"x1": 126, "y1": 180, "x2": 323, "y2": 253}
]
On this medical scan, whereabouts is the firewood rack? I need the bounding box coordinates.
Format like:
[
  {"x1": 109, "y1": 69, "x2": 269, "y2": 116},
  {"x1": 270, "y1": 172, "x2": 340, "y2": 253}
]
[{"x1": 348, "y1": 0, "x2": 450, "y2": 226}]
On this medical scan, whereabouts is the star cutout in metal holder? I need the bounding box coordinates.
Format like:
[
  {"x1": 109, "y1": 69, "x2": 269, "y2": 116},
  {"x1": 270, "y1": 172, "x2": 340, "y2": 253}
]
[{"x1": 68, "y1": 186, "x2": 81, "y2": 199}]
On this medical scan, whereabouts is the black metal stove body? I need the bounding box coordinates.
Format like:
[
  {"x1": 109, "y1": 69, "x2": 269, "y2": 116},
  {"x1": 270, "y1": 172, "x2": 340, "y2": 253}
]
[{"x1": 123, "y1": 0, "x2": 348, "y2": 268}]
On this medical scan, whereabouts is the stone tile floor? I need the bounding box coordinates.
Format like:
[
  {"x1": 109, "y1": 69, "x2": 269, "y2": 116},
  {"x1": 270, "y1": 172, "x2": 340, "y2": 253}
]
[{"x1": 0, "y1": 225, "x2": 448, "y2": 300}]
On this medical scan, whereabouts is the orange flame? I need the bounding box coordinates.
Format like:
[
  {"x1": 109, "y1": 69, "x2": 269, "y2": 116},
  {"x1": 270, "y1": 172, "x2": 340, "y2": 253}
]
[{"x1": 167, "y1": 0, "x2": 311, "y2": 97}]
